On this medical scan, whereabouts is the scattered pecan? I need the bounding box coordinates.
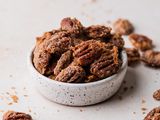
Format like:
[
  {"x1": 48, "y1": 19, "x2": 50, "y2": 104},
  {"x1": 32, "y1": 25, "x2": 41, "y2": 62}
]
[
  {"x1": 113, "y1": 18, "x2": 134, "y2": 35},
  {"x1": 54, "y1": 50, "x2": 73, "y2": 75},
  {"x1": 60, "y1": 17, "x2": 83, "y2": 35},
  {"x1": 85, "y1": 25, "x2": 111, "y2": 38},
  {"x1": 141, "y1": 50, "x2": 160, "y2": 67},
  {"x1": 129, "y1": 33, "x2": 153, "y2": 51},
  {"x1": 72, "y1": 40, "x2": 105, "y2": 66},
  {"x1": 55, "y1": 65, "x2": 86, "y2": 83},
  {"x1": 3, "y1": 111, "x2": 32, "y2": 120},
  {"x1": 144, "y1": 107, "x2": 160, "y2": 120},
  {"x1": 125, "y1": 48, "x2": 140, "y2": 65},
  {"x1": 90, "y1": 46, "x2": 122, "y2": 78},
  {"x1": 153, "y1": 89, "x2": 160, "y2": 101}
]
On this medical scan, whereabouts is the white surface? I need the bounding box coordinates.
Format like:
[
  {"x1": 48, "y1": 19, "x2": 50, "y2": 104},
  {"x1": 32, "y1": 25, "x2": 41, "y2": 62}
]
[{"x1": 0, "y1": 0, "x2": 159, "y2": 119}]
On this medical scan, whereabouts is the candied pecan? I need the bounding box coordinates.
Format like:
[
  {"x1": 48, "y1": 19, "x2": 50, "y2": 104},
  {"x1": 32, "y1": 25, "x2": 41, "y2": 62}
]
[
  {"x1": 72, "y1": 40, "x2": 106, "y2": 66},
  {"x1": 54, "y1": 50, "x2": 73, "y2": 75},
  {"x1": 84, "y1": 74, "x2": 99, "y2": 83},
  {"x1": 144, "y1": 106, "x2": 160, "y2": 120},
  {"x1": 55, "y1": 65, "x2": 86, "y2": 83},
  {"x1": 141, "y1": 50, "x2": 160, "y2": 67},
  {"x1": 85, "y1": 25, "x2": 111, "y2": 38},
  {"x1": 110, "y1": 33, "x2": 124, "y2": 49},
  {"x1": 33, "y1": 48, "x2": 51, "y2": 74},
  {"x1": 125, "y1": 48, "x2": 140, "y2": 65},
  {"x1": 60, "y1": 17, "x2": 83, "y2": 35},
  {"x1": 129, "y1": 33, "x2": 153, "y2": 51},
  {"x1": 90, "y1": 46, "x2": 122, "y2": 78},
  {"x1": 113, "y1": 18, "x2": 134, "y2": 35},
  {"x1": 153, "y1": 89, "x2": 160, "y2": 101},
  {"x1": 3, "y1": 111, "x2": 32, "y2": 120}
]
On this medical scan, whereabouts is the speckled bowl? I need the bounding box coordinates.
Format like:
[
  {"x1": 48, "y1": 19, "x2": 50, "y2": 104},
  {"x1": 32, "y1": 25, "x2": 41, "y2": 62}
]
[{"x1": 28, "y1": 49, "x2": 128, "y2": 106}]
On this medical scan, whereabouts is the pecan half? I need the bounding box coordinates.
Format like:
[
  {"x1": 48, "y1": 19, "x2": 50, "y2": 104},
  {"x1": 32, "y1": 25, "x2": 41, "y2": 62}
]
[
  {"x1": 113, "y1": 18, "x2": 134, "y2": 35},
  {"x1": 85, "y1": 25, "x2": 111, "y2": 38},
  {"x1": 54, "y1": 50, "x2": 73, "y2": 76},
  {"x1": 55, "y1": 65, "x2": 86, "y2": 83},
  {"x1": 3, "y1": 111, "x2": 32, "y2": 120},
  {"x1": 153, "y1": 89, "x2": 160, "y2": 101},
  {"x1": 129, "y1": 33, "x2": 153, "y2": 51},
  {"x1": 90, "y1": 46, "x2": 122, "y2": 78},
  {"x1": 125, "y1": 48, "x2": 140, "y2": 65},
  {"x1": 60, "y1": 17, "x2": 83, "y2": 35},
  {"x1": 144, "y1": 107, "x2": 160, "y2": 120},
  {"x1": 110, "y1": 33, "x2": 124, "y2": 49},
  {"x1": 141, "y1": 50, "x2": 160, "y2": 67},
  {"x1": 72, "y1": 40, "x2": 106, "y2": 66}
]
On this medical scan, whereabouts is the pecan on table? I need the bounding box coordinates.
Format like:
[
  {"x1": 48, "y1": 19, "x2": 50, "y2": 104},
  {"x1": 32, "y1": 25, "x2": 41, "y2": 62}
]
[
  {"x1": 129, "y1": 33, "x2": 153, "y2": 51},
  {"x1": 141, "y1": 50, "x2": 160, "y2": 67},
  {"x1": 144, "y1": 107, "x2": 160, "y2": 120},
  {"x1": 3, "y1": 111, "x2": 32, "y2": 120},
  {"x1": 153, "y1": 89, "x2": 160, "y2": 101}
]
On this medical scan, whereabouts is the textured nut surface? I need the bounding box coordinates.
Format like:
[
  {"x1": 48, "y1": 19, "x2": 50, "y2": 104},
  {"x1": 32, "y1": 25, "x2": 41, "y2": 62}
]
[
  {"x1": 129, "y1": 33, "x2": 152, "y2": 51},
  {"x1": 113, "y1": 19, "x2": 134, "y2": 35},
  {"x1": 90, "y1": 46, "x2": 121, "y2": 78},
  {"x1": 85, "y1": 25, "x2": 111, "y2": 38},
  {"x1": 110, "y1": 33, "x2": 124, "y2": 49},
  {"x1": 72, "y1": 40, "x2": 105, "y2": 66},
  {"x1": 153, "y1": 89, "x2": 160, "y2": 101},
  {"x1": 84, "y1": 74, "x2": 99, "y2": 83},
  {"x1": 54, "y1": 50, "x2": 72, "y2": 75},
  {"x1": 125, "y1": 48, "x2": 140, "y2": 65},
  {"x1": 60, "y1": 17, "x2": 83, "y2": 35},
  {"x1": 3, "y1": 111, "x2": 32, "y2": 120},
  {"x1": 141, "y1": 50, "x2": 160, "y2": 67},
  {"x1": 55, "y1": 65, "x2": 86, "y2": 83},
  {"x1": 144, "y1": 107, "x2": 160, "y2": 120}
]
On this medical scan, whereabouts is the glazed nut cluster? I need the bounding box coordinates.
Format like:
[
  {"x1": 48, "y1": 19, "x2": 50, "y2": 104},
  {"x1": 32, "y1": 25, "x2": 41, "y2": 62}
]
[{"x1": 33, "y1": 17, "x2": 124, "y2": 83}]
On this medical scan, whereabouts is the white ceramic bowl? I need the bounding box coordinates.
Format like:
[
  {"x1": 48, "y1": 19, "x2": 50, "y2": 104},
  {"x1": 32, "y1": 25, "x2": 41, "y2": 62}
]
[{"x1": 28, "y1": 49, "x2": 128, "y2": 106}]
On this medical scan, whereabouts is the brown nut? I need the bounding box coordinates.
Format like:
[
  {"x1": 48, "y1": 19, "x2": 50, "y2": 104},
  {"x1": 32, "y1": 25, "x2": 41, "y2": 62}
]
[
  {"x1": 84, "y1": 74, "x2": 99, "y2": 83},
  {"x1": 72, "y1": 40, "x2": 106, "y2": 66},
  {"x1": 110, "y1": 33, "x2": 124, "y2": 49},
  {"x1": 129, "y1": 33, "x2": 153, "y2": 51},
  {"x1": 153, "y1": 89, "x2": 160, "y2": 101},
  {"x1": 90, "y1": 46, "x2": 122, "y2": 78},
  {"x1": 54, "y1": 50, "x2": 73, "y2": 76},
  {"x1": 113, "y1": 18, "x2": 134, "y2": 35},
  {"x1": 60, "y1": 17, "x2": 83, "y2": 35},
  {"x1": 3, "y1": 111, "x2": 32, "y2": 120},
  {"x1": 144, "y1": 107, "x2": 160, "y2": 120},
  {"x1": 85, "y1": 25, "x2": 112, "y2": 38},
  {"x1": 125, "y1": 48, "x2": 140, "y2": 65},
  {"x1": 141, "y1": 50, "x2": 160, "y2": 67},
  {"x1": 55, "y1": 65, "x2": 86, "y2": 83}
]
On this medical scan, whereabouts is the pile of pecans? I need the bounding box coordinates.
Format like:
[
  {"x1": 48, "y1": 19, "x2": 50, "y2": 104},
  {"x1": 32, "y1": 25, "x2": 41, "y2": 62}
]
[{"x1": 33, "y1": 17, "x2": 124, "y2": 83}]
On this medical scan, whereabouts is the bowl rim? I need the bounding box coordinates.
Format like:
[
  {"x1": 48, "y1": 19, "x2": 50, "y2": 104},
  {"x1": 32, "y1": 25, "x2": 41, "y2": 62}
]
[{"x1": 28, "y1": 47, "x2": 128, "y2": 87}]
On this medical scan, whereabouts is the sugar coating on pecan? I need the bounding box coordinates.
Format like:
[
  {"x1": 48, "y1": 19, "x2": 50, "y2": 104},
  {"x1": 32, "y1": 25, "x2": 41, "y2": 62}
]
[
  {"x1": 141, "y1": 50, "x2": 160, "y2": 67},
  {"x1": 85, "y1": 25, "x2": 112, "y2": 38},
  {"x1": 84, "y1": 74, "x2": 99, "y2": 83},
  {"x1": 90, "y1": 46, "x2": 121, "y2": 78},
  {"x1": 54, "y1": 50, "x2": 73, "y2": 76},
  {"x1": 125, "y1": 48, "x2": 140, "y2": 65},
  {"x1": 144, "y1": 107, "x2": 160, "y2": 120},
  {"x1": 153, "y1": 89, "x2": 160, "y2": 101},
  {"x1": 60, "y1": 17, "x2": 83, "y2": 35},
  {"x1": 72, "y1": 40, "x2": 106, "y2": 66},
  {"x1": 110, "y1": 33, "x2": 124, "y2": 49},
  {"x1": 55, "y1": 65, "x2": 86, "y2": 83},
  {"x1": 3, "y1": 111, "x2": 32, "y2": 120},
  {"x1": 113, "y1": 18, "x2": 134, "y2": 35},
  {"x1": 129, "y1": 33, "x2": 153, "y2": 51}
]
